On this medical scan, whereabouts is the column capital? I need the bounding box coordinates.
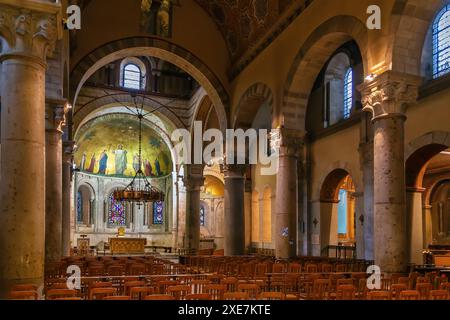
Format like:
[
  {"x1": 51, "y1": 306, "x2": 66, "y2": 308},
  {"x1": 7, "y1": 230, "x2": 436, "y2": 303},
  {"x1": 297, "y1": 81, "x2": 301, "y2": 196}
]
[
  {"x1": 221, "y1": 164, "x2": 247, "y2": 178},
  {"x1": 274, "y1": 127, "x2": 305, "y2": 157},
  {"x1": 0, "y1": 0, "x2": 62, "y2": 64},
  {"x1": 359, "y1": 71, "x2": 422, "y2": 121},
  {"x1": 63, "y1": 140, "x2": 75, "y2": 155},
  {"x1": 45, "y1": 98, "x2": 69, "y2": 133},
  {"x1": 183, "y1": 164, "x2": 204, "y2": 191}
]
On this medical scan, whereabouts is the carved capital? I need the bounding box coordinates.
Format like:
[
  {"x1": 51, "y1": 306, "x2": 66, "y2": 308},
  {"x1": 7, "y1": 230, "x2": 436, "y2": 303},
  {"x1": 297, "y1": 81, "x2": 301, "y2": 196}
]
[
  {"x1": 0, "y1": 1, "x2": 62, "y2": 63},
  {"x1": 46, "y1": 98, "x2": 68, "y2": 132},
  {"x1": 359, "y1": 71, "x2": 422, "y2": 121},
  {"x1": 273, "y1": 128, "x2": 305, "y2": 157},
  {"x1": 221, "y1": 164, "x2": 247, "y2": 178},
  {"x1": 183, "y1": 164, "x2": 204, "y2": 191}
]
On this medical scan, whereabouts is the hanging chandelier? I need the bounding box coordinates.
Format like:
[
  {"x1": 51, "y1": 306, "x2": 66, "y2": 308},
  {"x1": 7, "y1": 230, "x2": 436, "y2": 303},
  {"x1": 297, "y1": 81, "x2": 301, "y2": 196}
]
[{"x1": 112, "y1": 93, "x2": 165, "y2": 204}]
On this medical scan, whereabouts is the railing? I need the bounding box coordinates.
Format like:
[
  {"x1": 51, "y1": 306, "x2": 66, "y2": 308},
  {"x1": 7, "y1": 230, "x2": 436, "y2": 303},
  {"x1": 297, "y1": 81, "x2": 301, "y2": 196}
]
[{"x1": 321, "y1": 245, "x2": 357, "y2": 259}]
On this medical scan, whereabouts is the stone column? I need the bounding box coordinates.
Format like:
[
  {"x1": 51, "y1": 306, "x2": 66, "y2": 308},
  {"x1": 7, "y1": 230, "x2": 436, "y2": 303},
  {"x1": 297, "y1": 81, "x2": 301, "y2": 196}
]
[
  {"x1": 62, "y1": 140, "x2": 74, "y2": 257},
  {"x1": 0, "y1": 2, "x2": 61, "y2": 297},
  {"x1": 183, "y1": 164, "x2": 204, "y2": 253},
  {"x1": 406, "y1": 188, "x2": 425, "y2": 265},
  {"x1": 45, "y1": 101, "x2": 67, "y2": 263},
  {"x1": 359, "y1": 141, "x2": 374, "y2": 261},
  {"x1": 354, "y1": 192, "x2": 365, "y2": 259},
  {"x1": 223, "y1": 164, "x2": 246, "y2": 256},
  {"x1": 360, "y1": 71, "x2": 421, "y2": 273},
  {"x1": 274, "y1": 129, "x2": 303, "y2": 259}
]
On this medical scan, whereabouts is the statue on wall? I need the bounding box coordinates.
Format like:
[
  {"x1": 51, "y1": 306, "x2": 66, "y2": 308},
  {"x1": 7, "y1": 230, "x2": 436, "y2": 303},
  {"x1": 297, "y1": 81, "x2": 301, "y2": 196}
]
[
  {"x1": 145, "y1": 159, "x2": 153, "y2": 177},
  {"x1": 80, "y1": 152, "x2": 87, "y2": 171},
  {"x1": 98, "y1": 150, "x2": 108, "y2": 175},
  {"x1": 133, "y1": 153, "x2": 142, "y2": 173},
  {"x1": 155, "y1": 158, "x2": 162, "y2": 176},
  {"x1": 114, "y1": 144, "x2": 128, "y2": 175},
  {"x1": 87, "y1": 154, "x2": 96, "y2": 173}
]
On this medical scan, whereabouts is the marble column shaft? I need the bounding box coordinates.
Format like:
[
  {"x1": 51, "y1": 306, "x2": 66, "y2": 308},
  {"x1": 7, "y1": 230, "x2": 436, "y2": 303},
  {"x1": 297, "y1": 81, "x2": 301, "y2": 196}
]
[
  {"x1": 223, "y1": 165, "x2": 246, "y2": 256},
  {"x1": 360, "y1": 71, "x2": 421, "y2": 273},
  {"x1": 183, "y1": 165, "x2": 204, "y2": 252},
  {"x1": 0, "y1": 2, "x2": 60, "y2": 296},
  {"x1": 275, "y1": 129, "x2": 303, "y2": 259},
  {"x1": 61, "y1": 142, "x2": 74, "y2": 257}
]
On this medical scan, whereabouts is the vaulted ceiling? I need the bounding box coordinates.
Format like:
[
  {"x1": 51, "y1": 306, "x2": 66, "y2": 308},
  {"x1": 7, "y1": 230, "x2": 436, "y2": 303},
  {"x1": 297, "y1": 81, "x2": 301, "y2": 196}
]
[{"x1": 193, "y1": 0, "x2": 297, "y2": 60}]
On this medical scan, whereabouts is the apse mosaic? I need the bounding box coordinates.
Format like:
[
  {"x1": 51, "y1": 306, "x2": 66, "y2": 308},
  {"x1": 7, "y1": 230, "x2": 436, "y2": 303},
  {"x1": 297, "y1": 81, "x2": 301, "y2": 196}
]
[{"x1": 74, "y1": 114, "x2": 172, "y2": 178}]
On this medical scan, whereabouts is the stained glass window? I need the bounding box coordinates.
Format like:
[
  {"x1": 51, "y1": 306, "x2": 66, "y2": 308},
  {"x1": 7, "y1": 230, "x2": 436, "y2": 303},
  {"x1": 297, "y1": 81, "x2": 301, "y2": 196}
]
[
  {"x1": 433, "y1": 5, "x2": 450, "y2": 79},
  {"x1": 108, "y1": 193, "x2": 126, "y2": 226},
  {"x1": 338, "y1": 189, "x2": 348, "y2": 235},
  {"x1": 76, "y1": 191, "x2": 83, "y2": 223},
  {"x1": 153, "y1": 201, "x2": 164, "y2": 225},
  {"x1": 200, "y1": 206, "x2": 205, "y2": 226},
  {"x1": 343, "y1": 68, "x2": 353, "y2": 119},
  {"x1": 123, "y1": 63, "x2": 142, "y2": 90}
]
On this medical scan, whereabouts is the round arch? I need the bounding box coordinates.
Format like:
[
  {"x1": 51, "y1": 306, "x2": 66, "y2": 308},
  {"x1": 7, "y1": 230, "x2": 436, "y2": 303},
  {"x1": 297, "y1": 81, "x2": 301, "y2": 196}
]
[
  {"x1": 282, "y1": 15, "x2": 369, "y2": 130},
  {"x1": 70, "y1": 37, "x2": 229, "y2": 133},
  {"x1": 405, "y1": 131, "x2": 450, "y2": 188},
  {"x1": 233, "y1": 82, "x2": 274, "y2": 129},
  {"x1": 390, "y1": 0, "x2": 449, "y2": 76}
]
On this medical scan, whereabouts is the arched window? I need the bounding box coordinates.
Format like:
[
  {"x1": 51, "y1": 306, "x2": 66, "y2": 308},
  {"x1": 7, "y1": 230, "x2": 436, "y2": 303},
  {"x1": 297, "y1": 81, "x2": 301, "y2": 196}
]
[
  {"x1": 153, "y1": 201, "x2": 164, "y2": 225},
  {"x1": 76, "y1": 191, "x2": 83, "y2": 223},
  {"x1": 200, "y1": 206, "x2": 205, "y2": 226},
  {"x1": 343, "y1": 68, "x2": 353, "y2": 119},
  {"x1": 337, "y1": 189, "x2": 348, "y2": 235},
  {"x1": 108, "y1": 193, "x2": 126, "y2": 227},
  {"x1": 324, "y1": 52, "x2": 352, "y2": 127},
  {"x1": 433, "y1": 5, "x2": 450, "y2": 78},
  {"x1": 123, "y1": 63, "x2": 142, "y2": 90}
]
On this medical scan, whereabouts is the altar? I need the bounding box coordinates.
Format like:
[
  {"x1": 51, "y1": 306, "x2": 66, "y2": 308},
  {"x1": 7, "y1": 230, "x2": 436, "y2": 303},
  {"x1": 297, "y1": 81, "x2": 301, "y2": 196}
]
[{"x1": 109, "y1": 238, "x2": 147, "y2": 255}]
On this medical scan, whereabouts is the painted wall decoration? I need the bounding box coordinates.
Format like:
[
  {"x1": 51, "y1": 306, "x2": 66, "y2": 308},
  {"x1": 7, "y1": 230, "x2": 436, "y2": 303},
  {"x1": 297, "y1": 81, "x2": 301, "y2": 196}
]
[
  {"x1": 74, "y1": 114, "x2": 172, "y2": 178},
  {"x1": 140, "y1": 0, "x2": 172, "y2": 37}
]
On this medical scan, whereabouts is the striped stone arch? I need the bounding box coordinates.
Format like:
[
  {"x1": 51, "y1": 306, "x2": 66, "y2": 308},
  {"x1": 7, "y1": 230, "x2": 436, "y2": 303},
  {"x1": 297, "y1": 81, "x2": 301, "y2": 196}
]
[
  {"x1": 70, "y1": 36, "x2": 229, "y2": 133},
  {"x1": 390, "y1": 0, "x2": 449, "y2": 76},
  {"x1": 73, "y1": 93, "x2": 187, "y2": 132},
  {"x1": 233, "y1": 82, "x2": 274, "y2": 129},
  {"x1": 282, "y1": 15, "x2": 369, "y2": 131}
]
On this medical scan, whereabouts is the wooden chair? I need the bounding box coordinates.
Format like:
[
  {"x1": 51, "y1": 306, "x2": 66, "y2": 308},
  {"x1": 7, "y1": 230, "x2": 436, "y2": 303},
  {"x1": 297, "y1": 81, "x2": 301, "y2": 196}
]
[
  {"x1": 336, "y1": 285, "x2": 356, "y2": 300},
  {"x1": 440, "y1": 282, "x2": 450, "y2": 292},
  {"x1": 191, "y1": 280, "x2": 211, "y2": 294},
  {"x1": 310, "y1": 279, "x2": 331, "y2": 300},
  {"x1": 237, "y1": 283, "x2": 260, "y2": 300},
  {"x1": 47, "y1": 289, "x2": 78, "y2": 300},
  {"x1": 221, "y1": 277, "x2": 238, "y2": 292},
  {"x1": 54, "y1": 297, "x2": 83, "y2": 300},
  {"x1": 204, "y1": 284, "x2": 226, "y2": 300},
  {"x1": 144, "y1": 294, "x2": 175, "y2": 300},
  {"x1": 11, "y1": 284, "x2": 38, "y2": 292},
  {"x1": 167, "y1": 285, "x2": 190, "y2": 300},
  {"x1": 89, "y1": 287, "x2": 117, "y2": 300},
  {"x1": 157, "y1": 280, "x2": 179, "y2": 294},
  {"x1": 223, "y1": 292, "x2": 249, "y2": 300},
  {"x1": 305, "y1": 264, "x2": 318, "y2": 273},
  {"x1": 258, "y1": 292, "x2": 286, "y2": 300},
  {"x1": 366, "y1": 291, "x2": 391, "y2": 300},
  {"x1": 185, "y1": 293, "x2": 212, "y2": 300},
  {"x1": 130, "y1": 286, "x2": 155, "y2": 300},
  {"x1": 399, "y1": 290, "x2": 420, "y2": 300},
  {"x1": 8, "y1": 290, "x2": 38, "y2": 300},
  {"x1": 416, "y1": 283, "x2": 432, "y2": 300},
  {"x1": 430, "y1": 290, "x2": 448, "y2": 300},
  {"x1": 103, "y1": 296, "x2": 131, "y2": 300},
  {"x1": 123, "y1": 281, "x2": 146, "y2": 296},
  {"x1": 390, "y1": 284, "x2": 408, "y2": 300}
]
